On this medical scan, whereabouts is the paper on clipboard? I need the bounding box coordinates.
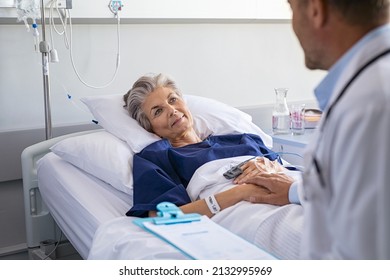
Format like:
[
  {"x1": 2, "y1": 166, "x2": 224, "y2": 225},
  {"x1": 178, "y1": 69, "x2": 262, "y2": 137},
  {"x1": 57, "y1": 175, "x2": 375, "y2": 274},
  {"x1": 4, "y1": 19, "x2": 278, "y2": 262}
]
[{"x1": 133, "y1": 202, "x2": 277, "y2": 260}]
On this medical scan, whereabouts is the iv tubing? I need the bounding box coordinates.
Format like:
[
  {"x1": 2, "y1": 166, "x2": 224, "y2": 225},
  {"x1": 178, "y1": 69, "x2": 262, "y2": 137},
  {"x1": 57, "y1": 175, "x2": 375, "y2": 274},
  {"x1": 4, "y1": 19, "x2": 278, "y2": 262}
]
[{"x1": 67, "y1": 10, "x2": 121, "y2": 89}]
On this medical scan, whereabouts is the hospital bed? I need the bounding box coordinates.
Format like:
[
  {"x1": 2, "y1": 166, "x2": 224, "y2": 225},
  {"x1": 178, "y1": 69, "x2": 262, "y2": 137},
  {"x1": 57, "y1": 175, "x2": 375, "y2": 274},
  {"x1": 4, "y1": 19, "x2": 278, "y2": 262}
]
[{"x1": 22, "y1": 94, "x2": 303, "y2": 260}]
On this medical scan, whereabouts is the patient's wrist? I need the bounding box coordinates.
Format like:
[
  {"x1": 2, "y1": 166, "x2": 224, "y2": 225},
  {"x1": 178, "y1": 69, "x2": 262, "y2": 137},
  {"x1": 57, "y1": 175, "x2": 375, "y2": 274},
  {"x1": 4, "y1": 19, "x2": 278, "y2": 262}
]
[{"x1": 229, "y1": 184, "x2": 250, "y2": 204}]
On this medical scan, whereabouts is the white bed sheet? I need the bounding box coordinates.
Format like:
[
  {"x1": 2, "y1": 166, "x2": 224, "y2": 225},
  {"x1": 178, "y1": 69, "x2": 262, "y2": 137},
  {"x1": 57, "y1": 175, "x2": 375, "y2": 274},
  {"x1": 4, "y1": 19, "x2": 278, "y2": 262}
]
[{"x1": 37, "y1": 152, "x2": 133, "y2": 259}]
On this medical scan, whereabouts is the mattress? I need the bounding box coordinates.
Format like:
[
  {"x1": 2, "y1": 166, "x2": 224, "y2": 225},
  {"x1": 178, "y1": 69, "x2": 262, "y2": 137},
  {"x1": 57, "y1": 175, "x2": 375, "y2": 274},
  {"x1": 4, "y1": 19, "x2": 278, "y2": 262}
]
[{"x1": 37, "y1": 152, "x2": 133, "y2": 259}]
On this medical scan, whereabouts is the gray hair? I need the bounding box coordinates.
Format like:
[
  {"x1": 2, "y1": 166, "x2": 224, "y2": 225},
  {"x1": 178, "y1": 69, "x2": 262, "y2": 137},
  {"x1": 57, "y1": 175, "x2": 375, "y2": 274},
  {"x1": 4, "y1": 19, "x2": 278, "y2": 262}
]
[{"x1": 123, "y1": 73, "x2": 182, "y2": 132}]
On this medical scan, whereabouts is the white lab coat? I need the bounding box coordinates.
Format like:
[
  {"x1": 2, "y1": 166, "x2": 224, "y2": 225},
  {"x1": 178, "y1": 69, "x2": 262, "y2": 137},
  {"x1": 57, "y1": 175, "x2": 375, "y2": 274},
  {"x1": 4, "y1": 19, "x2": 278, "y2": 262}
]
[{"x1": 299, "y1": 28, "x2": 390, "y2": 259}]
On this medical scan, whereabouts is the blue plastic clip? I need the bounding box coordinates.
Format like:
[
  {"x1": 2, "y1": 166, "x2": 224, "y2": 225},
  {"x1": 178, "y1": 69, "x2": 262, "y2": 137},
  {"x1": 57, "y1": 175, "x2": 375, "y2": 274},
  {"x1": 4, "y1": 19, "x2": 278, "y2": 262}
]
[{"x1": 152, "y1": 202, "x2": 201, "y2": 225}]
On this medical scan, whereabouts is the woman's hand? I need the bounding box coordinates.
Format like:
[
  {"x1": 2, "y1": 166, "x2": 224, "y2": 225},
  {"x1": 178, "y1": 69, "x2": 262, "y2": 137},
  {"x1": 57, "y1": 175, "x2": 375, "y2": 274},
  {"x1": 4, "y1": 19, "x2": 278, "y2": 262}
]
[{"x1": 234, "y1": 157, "x2": 285, "y2": 184}]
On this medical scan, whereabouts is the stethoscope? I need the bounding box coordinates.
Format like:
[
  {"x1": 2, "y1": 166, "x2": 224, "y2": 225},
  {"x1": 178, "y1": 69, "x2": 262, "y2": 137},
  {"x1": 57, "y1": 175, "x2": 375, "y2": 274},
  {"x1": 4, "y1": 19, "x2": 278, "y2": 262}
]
[{"x1": 304, "y1": 48, "x2": 390, "y2": 190}]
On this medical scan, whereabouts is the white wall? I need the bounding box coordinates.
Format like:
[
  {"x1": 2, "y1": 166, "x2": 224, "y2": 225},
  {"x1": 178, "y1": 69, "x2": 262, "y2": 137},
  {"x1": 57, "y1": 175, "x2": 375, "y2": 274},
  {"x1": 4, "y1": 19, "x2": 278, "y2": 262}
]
[
  {"x1": 0, "y1": 22, "x2": 325, "y2": 131},
  {"x1": 0, "y1": 0, "x2": 292, "y2": 20}
]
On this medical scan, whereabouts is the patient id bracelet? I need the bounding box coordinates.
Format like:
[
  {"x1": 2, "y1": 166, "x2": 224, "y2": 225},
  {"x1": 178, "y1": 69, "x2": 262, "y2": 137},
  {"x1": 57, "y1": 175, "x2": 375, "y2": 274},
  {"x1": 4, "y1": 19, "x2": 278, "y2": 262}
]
[{"x1": 205, "y1": 195, "x2": 221, "y2": 214}]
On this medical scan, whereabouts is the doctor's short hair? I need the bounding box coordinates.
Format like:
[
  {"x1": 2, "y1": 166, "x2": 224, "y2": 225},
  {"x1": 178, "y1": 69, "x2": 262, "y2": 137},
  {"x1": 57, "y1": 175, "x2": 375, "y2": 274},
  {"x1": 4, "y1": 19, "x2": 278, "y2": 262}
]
[
  {"x1": 326, "y1": 0, "x2": 389, "y2": 25},
  {"x1": 123, "y1": 73, "x2": 183, "y2": 132}
]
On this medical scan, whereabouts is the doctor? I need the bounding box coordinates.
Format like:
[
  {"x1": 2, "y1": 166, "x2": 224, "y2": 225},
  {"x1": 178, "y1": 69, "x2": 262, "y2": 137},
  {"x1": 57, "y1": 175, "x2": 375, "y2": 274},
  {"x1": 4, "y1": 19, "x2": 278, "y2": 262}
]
[{"x1": 237, "y1": 0, "x2": 390, "y2": 259}]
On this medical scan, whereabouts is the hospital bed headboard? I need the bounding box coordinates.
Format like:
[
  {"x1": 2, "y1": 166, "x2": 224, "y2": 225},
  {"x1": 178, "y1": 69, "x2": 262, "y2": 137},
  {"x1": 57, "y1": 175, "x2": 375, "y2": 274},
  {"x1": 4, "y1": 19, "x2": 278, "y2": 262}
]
[{"x1": 21, "y1": 129, "x2": 102, "y2": 249}]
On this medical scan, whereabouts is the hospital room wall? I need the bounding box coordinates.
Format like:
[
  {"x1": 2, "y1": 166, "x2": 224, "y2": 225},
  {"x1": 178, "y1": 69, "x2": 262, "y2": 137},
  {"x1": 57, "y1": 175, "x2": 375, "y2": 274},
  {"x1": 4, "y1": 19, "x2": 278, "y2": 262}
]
[
  {"x1": 0, "y1": 21, "x2": 325, "y2": 255},
  {"x1": 0, "y1": 22, "x2": 325, "y2": 131}
]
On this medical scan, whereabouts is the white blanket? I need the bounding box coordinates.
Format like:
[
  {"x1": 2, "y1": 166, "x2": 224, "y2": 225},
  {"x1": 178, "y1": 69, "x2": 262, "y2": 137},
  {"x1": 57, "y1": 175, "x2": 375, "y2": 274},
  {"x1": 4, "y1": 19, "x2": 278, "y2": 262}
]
[{"x1": 88, "y1": 156, "x2": 303, "y2": 260}]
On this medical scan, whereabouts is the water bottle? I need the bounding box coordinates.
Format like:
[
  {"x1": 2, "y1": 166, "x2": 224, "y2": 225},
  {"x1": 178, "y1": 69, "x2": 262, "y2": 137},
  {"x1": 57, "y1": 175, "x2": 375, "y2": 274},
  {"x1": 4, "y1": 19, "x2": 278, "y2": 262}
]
[{"x1": 272, "y1": 88, "x2": 290, "y2": 134}]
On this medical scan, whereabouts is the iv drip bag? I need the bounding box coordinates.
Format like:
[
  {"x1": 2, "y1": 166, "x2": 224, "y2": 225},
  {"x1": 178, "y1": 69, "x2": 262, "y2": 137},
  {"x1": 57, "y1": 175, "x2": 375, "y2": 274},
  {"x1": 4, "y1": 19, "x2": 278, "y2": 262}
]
[{"x1": 16, "y1": 0, "x2": 41, "y2": 29}]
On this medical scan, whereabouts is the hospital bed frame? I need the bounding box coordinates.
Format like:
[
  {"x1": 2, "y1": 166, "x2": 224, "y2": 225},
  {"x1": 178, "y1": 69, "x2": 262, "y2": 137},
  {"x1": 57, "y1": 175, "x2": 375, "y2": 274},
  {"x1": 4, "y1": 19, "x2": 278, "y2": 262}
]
[{"x1": 21, "y1": 129, "x2": 101, "y2": 259}]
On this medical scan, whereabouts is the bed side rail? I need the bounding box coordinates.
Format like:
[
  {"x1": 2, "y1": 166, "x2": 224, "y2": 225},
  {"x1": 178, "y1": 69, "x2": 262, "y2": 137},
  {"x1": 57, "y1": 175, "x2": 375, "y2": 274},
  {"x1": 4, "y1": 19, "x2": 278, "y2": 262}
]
[{"x1": 21, "y1": 129, "x2": 102, "y2": 248}]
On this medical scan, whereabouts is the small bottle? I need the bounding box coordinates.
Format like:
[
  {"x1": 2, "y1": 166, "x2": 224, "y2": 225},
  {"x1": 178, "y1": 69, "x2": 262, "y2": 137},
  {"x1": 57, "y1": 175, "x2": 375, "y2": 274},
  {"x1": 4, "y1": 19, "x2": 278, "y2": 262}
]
[{"x1": 272, "y1": 88, "x2": 290, "y2": 134}]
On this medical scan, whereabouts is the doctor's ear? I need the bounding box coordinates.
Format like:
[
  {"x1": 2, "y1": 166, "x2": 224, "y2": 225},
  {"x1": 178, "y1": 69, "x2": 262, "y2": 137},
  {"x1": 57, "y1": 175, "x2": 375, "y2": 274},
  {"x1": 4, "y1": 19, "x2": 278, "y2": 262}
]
[{"x1": 307, "y1": 0, "x2": 329, "y2": 29}]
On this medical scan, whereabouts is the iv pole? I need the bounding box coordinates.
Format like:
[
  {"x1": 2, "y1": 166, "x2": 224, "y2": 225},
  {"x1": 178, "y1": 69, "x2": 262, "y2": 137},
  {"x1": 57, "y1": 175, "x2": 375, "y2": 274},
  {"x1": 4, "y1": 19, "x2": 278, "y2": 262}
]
[{"x1": 39, "y1": 0, "x2": 52, "y2": 140}]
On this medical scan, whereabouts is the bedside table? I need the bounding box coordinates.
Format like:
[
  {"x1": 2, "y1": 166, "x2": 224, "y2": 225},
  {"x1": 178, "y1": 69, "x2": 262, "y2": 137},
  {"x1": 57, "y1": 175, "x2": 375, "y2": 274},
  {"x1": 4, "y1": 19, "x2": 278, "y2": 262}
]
[{"x1": 269, "y1": 129, "x2": 315, "y2": 166}]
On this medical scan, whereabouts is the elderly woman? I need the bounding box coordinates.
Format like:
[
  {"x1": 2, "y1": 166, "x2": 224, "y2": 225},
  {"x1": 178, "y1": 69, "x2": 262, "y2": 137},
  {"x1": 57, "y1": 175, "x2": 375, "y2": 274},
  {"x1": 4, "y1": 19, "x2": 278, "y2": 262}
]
[{"x1": 123, "y1": 73, "x2": 289, "y2": 218}]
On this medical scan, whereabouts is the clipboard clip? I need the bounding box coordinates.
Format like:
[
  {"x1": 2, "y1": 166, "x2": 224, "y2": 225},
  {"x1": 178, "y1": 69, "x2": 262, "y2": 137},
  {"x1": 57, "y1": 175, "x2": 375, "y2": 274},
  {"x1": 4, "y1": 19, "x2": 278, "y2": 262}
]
[{"x1": 153, "y1": 202, "x2": 201, "y2": 225}]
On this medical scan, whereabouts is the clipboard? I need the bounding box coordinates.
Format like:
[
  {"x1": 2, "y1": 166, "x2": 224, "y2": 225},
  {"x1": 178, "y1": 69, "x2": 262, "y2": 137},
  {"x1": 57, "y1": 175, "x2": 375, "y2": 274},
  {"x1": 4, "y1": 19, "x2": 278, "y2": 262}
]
[{"x1": 133, "y1": 202, "x2": 277, "y2": 260}]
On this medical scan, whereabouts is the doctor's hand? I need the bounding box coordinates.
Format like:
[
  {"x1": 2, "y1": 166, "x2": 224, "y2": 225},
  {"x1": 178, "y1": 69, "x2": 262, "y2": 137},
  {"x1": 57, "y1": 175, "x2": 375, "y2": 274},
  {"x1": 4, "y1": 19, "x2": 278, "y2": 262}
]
[{"x1": 238, "y1": 173, "x2": 294, "y2": 206}]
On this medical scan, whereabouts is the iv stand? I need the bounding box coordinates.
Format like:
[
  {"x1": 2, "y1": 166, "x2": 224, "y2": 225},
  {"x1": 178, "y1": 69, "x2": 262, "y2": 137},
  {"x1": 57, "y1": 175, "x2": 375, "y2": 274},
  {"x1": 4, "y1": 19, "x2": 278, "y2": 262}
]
[{"x1": 39, "y1": 0, "x2": 52, "y2": 140}]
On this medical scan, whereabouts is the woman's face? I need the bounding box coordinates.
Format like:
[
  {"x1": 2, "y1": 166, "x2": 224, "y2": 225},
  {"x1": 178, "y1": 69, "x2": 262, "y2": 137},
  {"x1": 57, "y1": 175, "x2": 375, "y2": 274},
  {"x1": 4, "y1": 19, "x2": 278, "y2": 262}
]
[{"x1": 142, "y1": 87, "x2": 194, "y2": 141}]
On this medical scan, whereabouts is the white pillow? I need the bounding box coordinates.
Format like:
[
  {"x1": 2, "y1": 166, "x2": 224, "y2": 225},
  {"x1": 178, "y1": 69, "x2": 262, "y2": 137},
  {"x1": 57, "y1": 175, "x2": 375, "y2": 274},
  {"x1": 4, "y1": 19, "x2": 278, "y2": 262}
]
[
  {"x1": 50, "y1": 130, "x2": 134, "y2": 194},
  {"x1": 80, "y1": 94, "x2": 272, "y2": 153}
]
